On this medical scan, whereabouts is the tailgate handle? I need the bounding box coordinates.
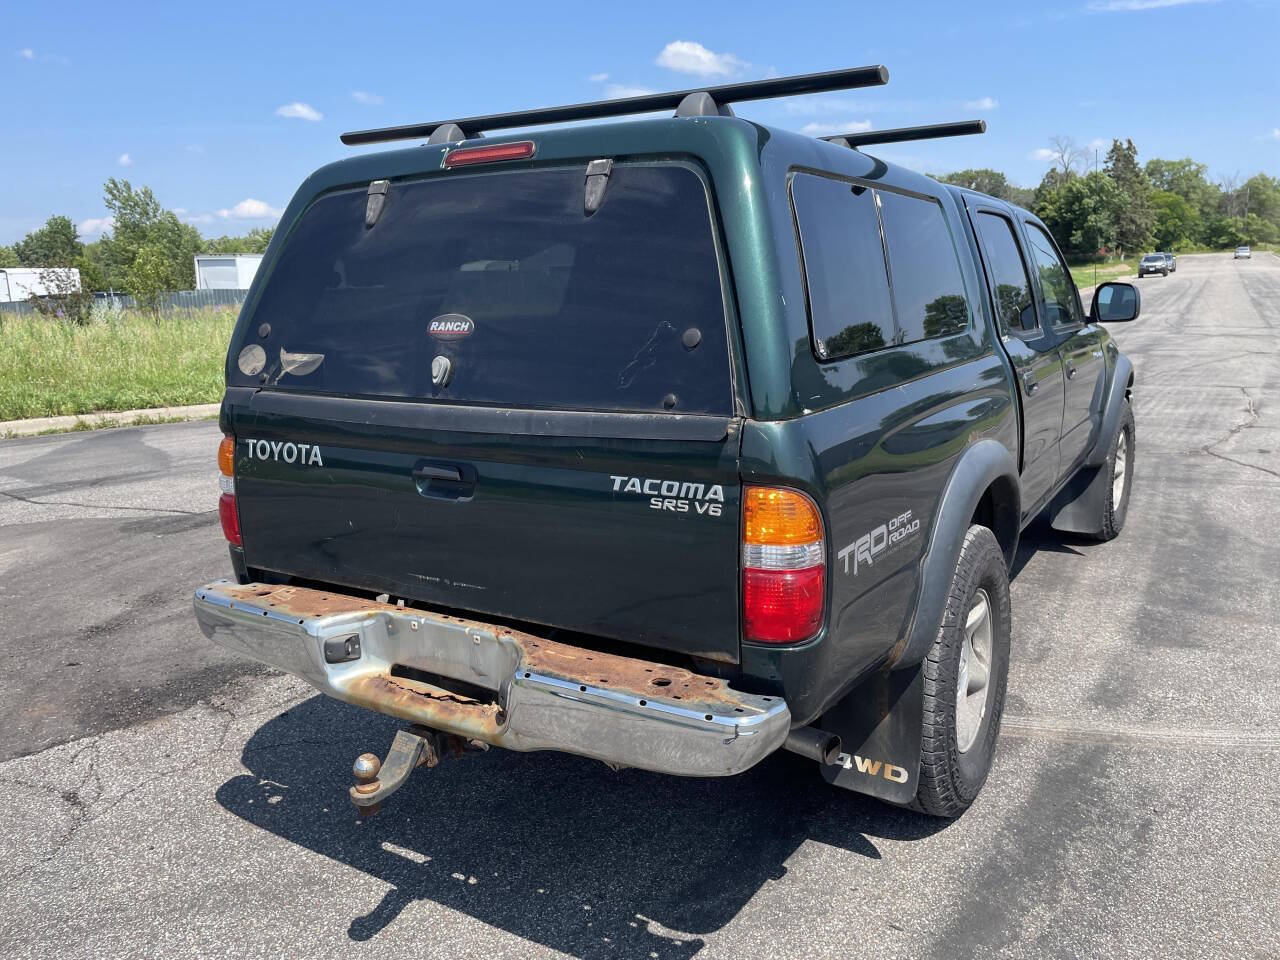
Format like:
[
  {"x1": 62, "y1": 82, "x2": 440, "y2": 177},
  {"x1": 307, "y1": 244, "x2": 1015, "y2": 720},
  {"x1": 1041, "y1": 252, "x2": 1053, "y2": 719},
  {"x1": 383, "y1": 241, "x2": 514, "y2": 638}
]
[
  {"x1": 412, "y1": 464, "x2": 462, "y2": 482},
  {"x1": 412, "y1": 462, "x2": 475, "y2": 501}
]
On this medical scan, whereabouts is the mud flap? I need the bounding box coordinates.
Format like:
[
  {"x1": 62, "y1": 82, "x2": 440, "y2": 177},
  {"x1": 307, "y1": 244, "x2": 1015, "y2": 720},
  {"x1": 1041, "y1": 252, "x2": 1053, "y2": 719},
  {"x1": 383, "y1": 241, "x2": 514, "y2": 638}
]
[
  {"x1": 819, "y1": 663, "x2": 923, "y2": 804},
  {"x1": 1048, "y1": 460, "x2": 1107, "y2": 536}
]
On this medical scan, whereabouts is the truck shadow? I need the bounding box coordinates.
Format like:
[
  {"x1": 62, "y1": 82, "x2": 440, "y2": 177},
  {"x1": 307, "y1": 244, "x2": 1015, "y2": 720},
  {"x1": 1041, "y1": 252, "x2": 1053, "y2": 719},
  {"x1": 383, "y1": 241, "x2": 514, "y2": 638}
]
[
  {"x1": 1009, "y1": 516, "x2": 1088, "y2": 580},
  {"x1": 217, "y1": 695, "x2": 948, "y2": 957}
]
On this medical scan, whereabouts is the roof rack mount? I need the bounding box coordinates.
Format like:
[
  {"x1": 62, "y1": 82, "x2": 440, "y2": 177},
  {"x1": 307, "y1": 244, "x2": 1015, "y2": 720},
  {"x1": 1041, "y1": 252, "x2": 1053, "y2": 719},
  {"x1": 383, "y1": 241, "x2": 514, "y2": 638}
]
[
  {"x1": 340, "y1": 64, "x2": 889, "y2": 146},
  {"x1": 823, "y1": 119, "x2": 987, "y2": 149}
]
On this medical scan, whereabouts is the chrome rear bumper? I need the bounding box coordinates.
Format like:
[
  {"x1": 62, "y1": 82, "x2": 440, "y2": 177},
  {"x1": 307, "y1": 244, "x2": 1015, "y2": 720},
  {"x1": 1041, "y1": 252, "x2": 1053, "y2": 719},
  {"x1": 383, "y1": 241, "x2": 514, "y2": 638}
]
[{"x1": 193, "y1": 581, "x2": 789, "y2": 777}]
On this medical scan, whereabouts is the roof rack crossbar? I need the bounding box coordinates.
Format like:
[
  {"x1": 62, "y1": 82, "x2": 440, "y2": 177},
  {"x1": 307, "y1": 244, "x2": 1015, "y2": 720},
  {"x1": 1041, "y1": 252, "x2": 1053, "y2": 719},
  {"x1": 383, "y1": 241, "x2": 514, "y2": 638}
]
[
  {"x1": 339, "y1": 64, "x2": 889, "y2": 146},
  {"x1": 823, "y1": 119, "x2": 987, "y2": 149}
]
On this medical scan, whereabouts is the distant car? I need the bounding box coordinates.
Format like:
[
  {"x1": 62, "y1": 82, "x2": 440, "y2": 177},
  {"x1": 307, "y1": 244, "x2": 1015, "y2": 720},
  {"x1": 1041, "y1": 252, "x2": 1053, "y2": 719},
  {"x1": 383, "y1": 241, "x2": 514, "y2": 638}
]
[
  {"x1": 1235, "y1": 246, "x2": 1251, "y2": 260},
  {"x1": 1138, "y1": 253, "x2": 1169, "y2": 278},
  {"x1": 1158, "y1": 252, "x2": 1176, "y2": 272}
]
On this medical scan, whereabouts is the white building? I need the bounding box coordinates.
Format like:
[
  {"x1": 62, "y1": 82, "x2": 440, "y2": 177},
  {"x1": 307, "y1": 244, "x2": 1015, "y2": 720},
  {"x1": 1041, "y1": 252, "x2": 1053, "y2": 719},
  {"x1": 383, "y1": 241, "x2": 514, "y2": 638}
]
[
  {"x1": 0, "y1": 267, "x2": 82, "y2": 303},
  {"x1": 194, "y1": 254, "x2": 263, "y2": 290}
]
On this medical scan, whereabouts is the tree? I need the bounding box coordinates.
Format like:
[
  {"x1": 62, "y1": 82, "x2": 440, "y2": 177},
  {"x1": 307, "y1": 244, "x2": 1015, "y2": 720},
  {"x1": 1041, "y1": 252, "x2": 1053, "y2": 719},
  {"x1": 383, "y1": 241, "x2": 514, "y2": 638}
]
[
  {"x1": 203, "y1": 227, "x2": 274, "y2": 255},
  {"x1": 935, "y1": 169, "x2": 1035, "y2": 207},
  {"x1": 97, "y1": 179, "x2": 202, "y2": 292},
  {"x1": 1037, "y1": 171, "x2": 1120, "y2": 257},
  {"x1": 1145, "y1": 157, "x2": 1215, "y2": 216},
  {"x1": 1151, "y1": 191, "x2": 1197, "y2": 251},
  {"x1": 0, "y1": 245, "x2": 18, "y2": 267},
  {"x1": 1048, "y1": 135, "x2": 1085, "y2": 175},
  {"x1": 1104, "y1": 139, "x2": 1154, "y2": 257},
  {"x1": 127, "y1": 243, "x2": 180, "y2": 317},
  {"x1": 13, "y1": 215, "x2": 83, "y2": 267}
]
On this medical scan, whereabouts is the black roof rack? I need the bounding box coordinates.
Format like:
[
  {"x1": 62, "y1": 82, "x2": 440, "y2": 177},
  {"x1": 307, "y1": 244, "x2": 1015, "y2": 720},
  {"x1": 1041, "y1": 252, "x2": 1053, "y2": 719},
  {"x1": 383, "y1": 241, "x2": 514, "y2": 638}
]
[
  {"x1": 822, "y1": 119, "x2": 987, "y2": 149},
  {"x1": 340, "y1": 64, "x2": 889, "y2": 146}
]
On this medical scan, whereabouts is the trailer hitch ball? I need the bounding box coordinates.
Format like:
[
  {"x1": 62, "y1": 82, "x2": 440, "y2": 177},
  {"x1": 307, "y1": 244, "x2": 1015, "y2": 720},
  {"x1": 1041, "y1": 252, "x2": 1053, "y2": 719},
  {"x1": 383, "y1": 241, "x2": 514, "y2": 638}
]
[{"x1": 352, "y1": 753, "x2": 384, "y2": 817}]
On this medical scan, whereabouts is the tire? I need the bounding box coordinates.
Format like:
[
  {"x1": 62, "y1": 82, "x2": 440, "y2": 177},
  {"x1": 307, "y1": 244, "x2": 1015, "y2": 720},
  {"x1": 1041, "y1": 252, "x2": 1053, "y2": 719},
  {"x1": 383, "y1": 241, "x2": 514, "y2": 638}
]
[
  {"x1": 911, "y1": 525, "x2": 1011, "y2": 818},
  {"x1": 1092, "y1": 399, "x2": 1135, "y2": 541}
]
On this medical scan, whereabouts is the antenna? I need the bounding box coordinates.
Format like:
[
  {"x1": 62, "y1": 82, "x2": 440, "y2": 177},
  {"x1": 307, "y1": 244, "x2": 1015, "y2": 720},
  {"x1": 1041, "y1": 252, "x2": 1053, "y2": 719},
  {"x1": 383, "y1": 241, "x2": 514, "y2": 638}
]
[
  {"x1": 822, "y1": 120, "x2": 987, "y2": 149},
  {"x1": 340, "y1": 65, "x2": 890, "y2": 146}
]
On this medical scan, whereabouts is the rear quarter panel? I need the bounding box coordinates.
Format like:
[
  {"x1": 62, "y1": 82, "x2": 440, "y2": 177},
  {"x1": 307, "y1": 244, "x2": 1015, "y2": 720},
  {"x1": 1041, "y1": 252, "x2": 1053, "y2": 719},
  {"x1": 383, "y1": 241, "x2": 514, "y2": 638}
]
[{"x1": 737, "y1": 136, "x2": 1018, "y2": 723}]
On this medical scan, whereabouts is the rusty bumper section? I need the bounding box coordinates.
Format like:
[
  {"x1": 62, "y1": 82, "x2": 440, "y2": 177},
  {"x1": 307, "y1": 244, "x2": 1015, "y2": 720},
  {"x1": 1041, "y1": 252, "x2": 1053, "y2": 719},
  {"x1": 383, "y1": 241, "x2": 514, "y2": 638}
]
[{"x1": 193, "y1": 581, "x2": 789, "y2": 777}]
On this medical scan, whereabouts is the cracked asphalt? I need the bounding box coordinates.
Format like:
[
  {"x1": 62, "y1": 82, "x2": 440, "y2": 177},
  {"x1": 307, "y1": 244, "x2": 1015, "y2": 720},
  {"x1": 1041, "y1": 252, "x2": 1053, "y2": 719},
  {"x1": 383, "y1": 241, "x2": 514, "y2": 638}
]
[{"x1": 1, "y1": 253, "x2": 1278, "y2": 959}]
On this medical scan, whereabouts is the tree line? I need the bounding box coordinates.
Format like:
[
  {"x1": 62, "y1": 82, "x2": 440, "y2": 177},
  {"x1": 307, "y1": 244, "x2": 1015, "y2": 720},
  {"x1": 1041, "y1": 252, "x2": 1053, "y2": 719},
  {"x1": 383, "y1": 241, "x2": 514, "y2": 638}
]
[
  {"x1": 0, "y1": 178, "x2": 274, "y2": 295},
  {"x1": 937, "y1": 137, "x2": 1279, "y2": 259}
]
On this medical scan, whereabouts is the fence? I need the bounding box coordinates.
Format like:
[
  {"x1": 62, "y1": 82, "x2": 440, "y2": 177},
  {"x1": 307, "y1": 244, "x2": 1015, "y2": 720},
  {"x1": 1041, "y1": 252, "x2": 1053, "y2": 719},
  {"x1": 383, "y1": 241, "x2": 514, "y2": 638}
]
[{"x1": 0, "y1": 287, "x2": 250, "y2": 318}]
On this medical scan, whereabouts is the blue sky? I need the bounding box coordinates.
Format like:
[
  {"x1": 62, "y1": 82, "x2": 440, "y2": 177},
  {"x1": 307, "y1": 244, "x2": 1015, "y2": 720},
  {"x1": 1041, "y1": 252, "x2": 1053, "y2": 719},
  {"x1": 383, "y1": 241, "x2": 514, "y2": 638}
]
[{"x1": 3, "y1": 0, "x2": 1278, "y2": 245}]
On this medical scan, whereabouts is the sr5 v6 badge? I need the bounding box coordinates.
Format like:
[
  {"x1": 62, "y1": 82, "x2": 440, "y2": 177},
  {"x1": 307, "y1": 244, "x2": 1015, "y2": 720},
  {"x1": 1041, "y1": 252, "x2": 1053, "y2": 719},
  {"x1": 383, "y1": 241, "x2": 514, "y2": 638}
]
[{"x1": 610, "y1": 475, "x2": 725, "y2": 517}]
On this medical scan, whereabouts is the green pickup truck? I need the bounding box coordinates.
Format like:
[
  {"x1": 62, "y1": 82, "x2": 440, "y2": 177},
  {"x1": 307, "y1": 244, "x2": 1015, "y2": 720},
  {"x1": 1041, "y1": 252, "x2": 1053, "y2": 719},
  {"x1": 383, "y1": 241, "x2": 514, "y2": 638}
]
[{"x1": 194, "y1": 66, "x2": 1139, "y2": 818}]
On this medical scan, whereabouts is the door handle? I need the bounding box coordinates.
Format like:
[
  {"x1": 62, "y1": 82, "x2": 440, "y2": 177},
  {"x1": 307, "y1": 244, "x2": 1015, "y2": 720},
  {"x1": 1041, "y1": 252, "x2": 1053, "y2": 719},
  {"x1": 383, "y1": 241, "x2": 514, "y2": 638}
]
[
  {"x1": 1065, "y1": 364, "x2": 1077, "y2": 380},
  {"x1": 1021, "y1": 370, "x2": 1038, "y2": 395}
]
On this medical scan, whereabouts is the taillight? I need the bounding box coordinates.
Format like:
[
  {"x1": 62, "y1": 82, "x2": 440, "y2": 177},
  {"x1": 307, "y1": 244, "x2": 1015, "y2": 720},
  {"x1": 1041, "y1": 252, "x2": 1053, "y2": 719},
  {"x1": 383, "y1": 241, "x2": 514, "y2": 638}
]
[
  {"x1": 742, "y1": 486, "x2": 825, "y2": 644},
  {"x1": 443, "y1": 140, "x2": 535, "y2": 168},
  {"x1": 218, "y1": 436, "x2": 241, "y2": 547}
]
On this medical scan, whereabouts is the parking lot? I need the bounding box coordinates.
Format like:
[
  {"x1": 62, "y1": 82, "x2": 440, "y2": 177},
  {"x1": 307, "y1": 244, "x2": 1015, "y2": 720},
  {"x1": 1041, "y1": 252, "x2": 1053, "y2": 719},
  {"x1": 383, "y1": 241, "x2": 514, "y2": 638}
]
[{"x1": 1, "y1": 252, "x2": 1277, "y2": 959}]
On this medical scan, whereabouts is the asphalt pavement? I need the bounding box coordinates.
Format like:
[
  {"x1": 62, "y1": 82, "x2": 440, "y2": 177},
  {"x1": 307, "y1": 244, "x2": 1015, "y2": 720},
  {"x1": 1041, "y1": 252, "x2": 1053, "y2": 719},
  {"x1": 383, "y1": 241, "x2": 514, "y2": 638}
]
[{"x1": 1, "y1": 253, "x2": 1277, "y2": 959}]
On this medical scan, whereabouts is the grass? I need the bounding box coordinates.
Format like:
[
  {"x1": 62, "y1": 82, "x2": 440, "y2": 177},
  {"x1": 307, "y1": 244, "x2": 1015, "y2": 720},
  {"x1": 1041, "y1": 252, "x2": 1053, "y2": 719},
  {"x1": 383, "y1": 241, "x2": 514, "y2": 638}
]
[
  {"x1": 1068, "y1": 259, "x2": 1138, "y2": 290},
  {"x1": 0, "y1": 306, "x2": 235, "y2": 422}
]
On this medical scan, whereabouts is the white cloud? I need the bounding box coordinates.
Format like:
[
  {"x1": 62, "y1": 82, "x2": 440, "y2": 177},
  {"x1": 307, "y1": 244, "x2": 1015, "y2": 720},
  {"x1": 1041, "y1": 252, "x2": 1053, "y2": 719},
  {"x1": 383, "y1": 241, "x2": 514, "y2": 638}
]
[
  {"x1": 17, "y1": 47, "x2": 68, "y2": 64},
  {"x1": 1087, "y1": 0, "x2": 1218, "y2": 10},
  {"x1": 276, "y1": 102, "x2": 322, "y2": 121},
  {"x1": 1030, "y1": 147, "x2": 1057, "y2": 161},
  {"x1": 184, "y1": 213, "x2": 215, "y2": 225},
  {"x1": 604, "y1": 83, "x2": 656, "y2": 99},
  {"x1": 964, "y1": 96, "x2": 999, "y2": 111},
  {"x1": 78, "y1": 216, "x2": 114, "y2": 236},
  {"x1": 351, "y1": 90, "x2": 383, "y2": 106},
  {"x1": 117, "y1": 153, "x2": 132, "y2": 167},
  {"x1": 655, "y1": 41, "x2": 746, "y2": 77},
  {"x1": 1087, "y1": 137, "x2": 1109, "y2": 150},
  {"x1": 185, "y1": 144, "x2": 206, "y2": 155},
  {"x1": 588, "y1": 72, "x2": 610, "y2": 83},
  {"x1": 800, "y1": 119, "x2": 873, "y2": 137},
  {"x1": 216, "y1": 198, "x2": 283, "y2": 220},
  {"x1": 1268, "y1": 128, "x2": 1280, "y2": 141}
]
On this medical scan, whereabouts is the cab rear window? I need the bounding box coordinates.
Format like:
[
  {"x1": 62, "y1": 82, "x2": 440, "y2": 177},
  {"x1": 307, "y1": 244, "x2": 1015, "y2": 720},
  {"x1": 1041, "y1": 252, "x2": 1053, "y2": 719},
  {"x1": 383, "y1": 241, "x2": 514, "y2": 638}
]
[{"x1": 230, "y1": 163, "x2": 732, "y2": 415}]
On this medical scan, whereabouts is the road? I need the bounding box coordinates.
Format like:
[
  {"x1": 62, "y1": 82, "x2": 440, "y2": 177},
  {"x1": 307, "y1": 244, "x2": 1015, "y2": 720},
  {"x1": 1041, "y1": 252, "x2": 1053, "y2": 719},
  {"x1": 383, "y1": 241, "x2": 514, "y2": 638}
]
[{"x1": 2, "y1": 253, "x2": 1278, "y2": 959}]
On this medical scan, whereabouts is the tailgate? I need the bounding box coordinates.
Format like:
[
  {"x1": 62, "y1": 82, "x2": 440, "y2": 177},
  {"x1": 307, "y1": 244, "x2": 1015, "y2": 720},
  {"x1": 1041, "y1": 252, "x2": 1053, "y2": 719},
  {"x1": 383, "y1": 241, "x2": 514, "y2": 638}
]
[
  {"x1": 230, "y1": 402, "x2": 742, "y2": 661},
  {"x1": 223, "y1": 158, "x2": 744, "y2": 662}
]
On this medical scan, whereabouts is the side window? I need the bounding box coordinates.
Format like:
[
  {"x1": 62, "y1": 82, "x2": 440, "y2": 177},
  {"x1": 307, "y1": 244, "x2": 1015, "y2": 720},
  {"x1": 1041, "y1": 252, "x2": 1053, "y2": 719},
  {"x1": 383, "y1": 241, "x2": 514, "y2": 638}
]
[
  {"x1": 790, "y1": 173, "x2": 896, "y2": 360},
  {"x1": 1024, "y1": 223, "x2": 1082, "y2": 328},
  {"x1": 876, "y1": 190, "x2": 971, "y2": 345},
  {"x1": 974, "y1": 211, "x2": 1038, "y2": 334}
]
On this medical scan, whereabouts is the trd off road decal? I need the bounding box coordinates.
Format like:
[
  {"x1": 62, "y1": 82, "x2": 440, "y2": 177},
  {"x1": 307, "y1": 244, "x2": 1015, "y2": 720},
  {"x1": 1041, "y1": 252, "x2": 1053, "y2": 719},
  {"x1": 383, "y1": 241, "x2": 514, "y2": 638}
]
[
  {"x1": 837, "y1": 509, "x2": 921, "y2": 576},
  {"x1": 609, "y1": 475, "x2": 725, "y2": 517}
]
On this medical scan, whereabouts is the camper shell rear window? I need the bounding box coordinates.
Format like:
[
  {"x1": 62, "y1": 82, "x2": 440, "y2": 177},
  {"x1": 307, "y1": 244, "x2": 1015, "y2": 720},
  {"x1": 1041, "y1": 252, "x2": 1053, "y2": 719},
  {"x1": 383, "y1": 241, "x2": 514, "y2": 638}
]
[{"x1": 229, "y1": 162, "x2": 733, "y2": 416}]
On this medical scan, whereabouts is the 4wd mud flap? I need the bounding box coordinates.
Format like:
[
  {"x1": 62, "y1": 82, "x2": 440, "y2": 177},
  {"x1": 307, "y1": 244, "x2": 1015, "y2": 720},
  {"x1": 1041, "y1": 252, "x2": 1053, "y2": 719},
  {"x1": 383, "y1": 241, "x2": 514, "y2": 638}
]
[{"x1": 818, "y1": 664, "x2": 923, "y2": 805}]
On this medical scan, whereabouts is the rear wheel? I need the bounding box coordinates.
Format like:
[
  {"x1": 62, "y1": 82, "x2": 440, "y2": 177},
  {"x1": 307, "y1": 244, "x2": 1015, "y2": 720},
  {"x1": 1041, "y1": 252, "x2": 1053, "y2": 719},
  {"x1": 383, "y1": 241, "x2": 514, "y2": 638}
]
[{"x1": 911, "y1": 525, "x2": 1011, "y2": 818}]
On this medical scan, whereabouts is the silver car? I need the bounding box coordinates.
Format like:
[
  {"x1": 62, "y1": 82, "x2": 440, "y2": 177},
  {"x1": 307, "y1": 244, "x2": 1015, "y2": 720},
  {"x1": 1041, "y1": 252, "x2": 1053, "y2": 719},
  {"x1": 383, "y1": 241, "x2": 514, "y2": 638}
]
[
  {"x1": 1138, "y1": 253, "x2": 1169, "y2": 278},
  {"x1": 1235, "y1": 246, "x2": 1252, "y2": 259}
]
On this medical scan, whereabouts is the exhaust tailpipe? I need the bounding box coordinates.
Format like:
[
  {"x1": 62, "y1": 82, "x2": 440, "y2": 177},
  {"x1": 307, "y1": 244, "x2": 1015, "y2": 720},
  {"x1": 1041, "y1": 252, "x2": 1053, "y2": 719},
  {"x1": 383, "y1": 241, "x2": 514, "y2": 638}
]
[{"x1": 785, "y1": 726, "x2": 842, "y2": 766}]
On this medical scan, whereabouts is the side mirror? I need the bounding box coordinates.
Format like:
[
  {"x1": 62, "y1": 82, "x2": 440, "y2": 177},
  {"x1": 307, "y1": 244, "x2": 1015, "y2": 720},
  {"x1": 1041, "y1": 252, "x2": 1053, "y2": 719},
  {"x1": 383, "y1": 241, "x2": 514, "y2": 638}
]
[{"x1": 1091, "y1": 281, "x2": 1141, "y2": 323}]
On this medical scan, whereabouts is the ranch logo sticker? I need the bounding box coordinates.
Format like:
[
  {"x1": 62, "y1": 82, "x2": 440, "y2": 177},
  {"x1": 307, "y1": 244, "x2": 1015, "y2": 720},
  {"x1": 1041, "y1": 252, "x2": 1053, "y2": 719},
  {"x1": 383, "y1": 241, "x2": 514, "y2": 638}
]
[{"x1": 428, "y1": 314, "x2": 475, "y2": 341}]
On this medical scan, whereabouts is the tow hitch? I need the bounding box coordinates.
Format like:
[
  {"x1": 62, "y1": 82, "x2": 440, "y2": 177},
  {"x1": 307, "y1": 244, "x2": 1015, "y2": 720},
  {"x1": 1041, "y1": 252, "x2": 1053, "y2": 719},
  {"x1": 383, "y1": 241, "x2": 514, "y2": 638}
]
[{"x1": 349, "y1": 725, "x2": 486, "y2": 816}]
